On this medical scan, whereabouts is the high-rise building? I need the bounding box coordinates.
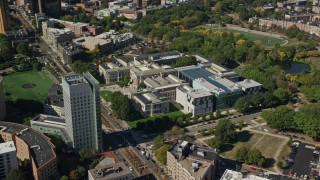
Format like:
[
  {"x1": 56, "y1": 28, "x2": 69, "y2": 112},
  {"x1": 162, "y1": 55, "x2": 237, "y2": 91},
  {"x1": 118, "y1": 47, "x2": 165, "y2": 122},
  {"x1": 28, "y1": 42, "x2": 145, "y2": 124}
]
[
  {"x1": 0, "y1": 141, "x2": 18, "y2": 179},
  {"x1": 38, "y1": 0, "x2": 62, "y2": 18},
  {"x1": 62, "y1": 72, "x2": 102, "y2": 152},
  {"x1": 0, "y1": 76, "x2": 6, "y2": 121},
  {"x1": 0, "y1": 0, "x2": 7, "y2": 33}
]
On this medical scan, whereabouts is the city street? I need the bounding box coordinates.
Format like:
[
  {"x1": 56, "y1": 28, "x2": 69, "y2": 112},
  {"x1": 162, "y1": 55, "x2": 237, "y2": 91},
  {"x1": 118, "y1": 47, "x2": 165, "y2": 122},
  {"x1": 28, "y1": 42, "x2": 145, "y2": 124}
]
[{"x1": 185, "y1": 112, "x2": 261, "y2": 135}]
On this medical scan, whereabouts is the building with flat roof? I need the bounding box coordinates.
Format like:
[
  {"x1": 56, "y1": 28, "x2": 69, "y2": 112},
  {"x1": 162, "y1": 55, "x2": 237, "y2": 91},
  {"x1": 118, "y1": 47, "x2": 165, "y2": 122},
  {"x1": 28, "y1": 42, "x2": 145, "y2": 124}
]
[
  {"x1": 88, "y1": 162, "x2": 133, "y2": 180},
  {"x1": 132, "y1": 92, "x2": 169, "y2": 117},
  {"x1": 44, "y1": 84, "x2": 64, "y2": 117},
  {"x1": 73, "y1": 36, "x2": 113, "y2": 54},
  {"x1": 0, "y1": 76, "x2": 6, "y2": 121},
  {"x1": 57, "y1": 41, "x2": 85, "y2": 64},
  {"x1": 144, "y1": 74, "x2": 187, "y2": 101},
  {"x1": 5, "y1": 29, "x2": 29, "y2": 48},
  {"x1": 130, "y1": 64, "x2": 177, "y2": 89},
  {"x1": 62, "y1": 72, "x2": 102, "y2": 151},
  {"x1": 237, "y1": 79, "x2": 262, "y2": 97},
  {"x1": 45, "y1": 28, "x2": 75, "y2": 50},
  {"x1": 99, "y1": 65, "x2": 130, "y2": 84},
  {"x1": 134, "y1": 51, "x2": 183, "y2": 65},
  {"x1": 167, "y1": 141, "x2": 219, "y2": 180},
  {"x1": 0, "y1": 141, "x2": 18, "y2": 179},
  {"x1": 220, "y1": 169, "x2": 270, "y2": 180},
  {"x1": 176, "y1": 85, "x2": 213, "y2": 116},
  {"x1": 31, "y1": 114, "x2": 72, "y2": 147},
  {"x1": 193, "y1": 77, "x2": 243, "y2": 110},
  {"x1": 177, "y1": 66, "x2": 243, "y2": 110},
  {"x1": 0, "y1": 121, "x2": 58, "y2": 180}
]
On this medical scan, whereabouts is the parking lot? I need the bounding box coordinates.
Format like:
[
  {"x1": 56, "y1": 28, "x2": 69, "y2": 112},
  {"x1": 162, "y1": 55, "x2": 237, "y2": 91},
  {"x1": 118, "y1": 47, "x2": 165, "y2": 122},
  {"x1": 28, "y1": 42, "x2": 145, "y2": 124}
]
[{"x1": 283, "y1": 142, "x2": 316, "y2": 179}]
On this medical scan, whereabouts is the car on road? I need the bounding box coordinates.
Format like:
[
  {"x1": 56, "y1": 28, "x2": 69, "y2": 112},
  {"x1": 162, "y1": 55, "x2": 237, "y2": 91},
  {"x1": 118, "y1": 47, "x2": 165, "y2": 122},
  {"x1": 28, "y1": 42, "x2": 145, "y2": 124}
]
[
  {"x1": 107, "y1": 112, "x2": 112, "y2": 115},
  {"x1": 129, "y1": 167, "x2": 133, "y2": 171},
  {"x1": 291, "y1": 141, "x2": 300, "y2": 148}
]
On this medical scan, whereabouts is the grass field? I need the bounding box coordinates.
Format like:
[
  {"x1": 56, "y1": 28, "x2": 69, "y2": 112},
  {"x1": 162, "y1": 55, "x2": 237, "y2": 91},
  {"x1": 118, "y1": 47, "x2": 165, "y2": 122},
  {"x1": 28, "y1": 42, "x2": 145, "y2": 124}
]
[
  {"x1": 100, "y1": 90, "x2": 113, "y2": 102},
  {"x1": 126, "y1": 104, "x2": 184, "y2": 128},
  {"x1": 215, "y1": 130, "x2": 288, "y2": 169},
  {"x1": 3, "y1": 70, "x2": 53, "y2": 102},
  {"x1": 207, "y1": 27, "x2": 286, "y2": 47}
]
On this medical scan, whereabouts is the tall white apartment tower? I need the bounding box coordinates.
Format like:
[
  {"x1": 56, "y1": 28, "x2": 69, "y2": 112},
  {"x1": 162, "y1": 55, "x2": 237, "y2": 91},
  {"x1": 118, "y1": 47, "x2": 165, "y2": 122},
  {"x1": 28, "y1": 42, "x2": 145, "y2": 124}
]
[
  {"x1": 0, "y1": 141, "x2": 18, "y2": 178},
  {"x1": 62, "y1": 72, "x2": 102, "y2": 152}
]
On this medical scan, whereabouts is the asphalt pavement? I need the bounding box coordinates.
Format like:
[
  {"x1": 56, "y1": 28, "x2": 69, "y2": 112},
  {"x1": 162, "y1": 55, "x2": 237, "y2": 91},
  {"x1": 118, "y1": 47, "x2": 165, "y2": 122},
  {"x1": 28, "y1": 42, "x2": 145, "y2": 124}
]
[{"x1": 185, "y1": 112, "x2": 261, "y2": 135}]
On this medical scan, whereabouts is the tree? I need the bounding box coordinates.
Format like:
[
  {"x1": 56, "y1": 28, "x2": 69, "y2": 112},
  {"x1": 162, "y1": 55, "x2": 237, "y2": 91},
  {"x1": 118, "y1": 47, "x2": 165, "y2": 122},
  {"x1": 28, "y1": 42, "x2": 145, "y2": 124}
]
[
  {"x1": 156, "y1": 144, "x2": 170, "y2": 165},
  {"x1": 273, "y1": 88, "x2": 289, "y2": 104},
  {"x1": 60, "y1": 176, "x2": 70, "y2": 180},
  {"x1": 238, "y1": 120, "x2": 245, "y2": 130},
  {"x1": 79, "y1": 148, "x2": 96, "y2": 161},
  {"x1": 137, "y1": 82, "x2": 146, "y2": 89},
  {"x1": 172, "y1": 56, "x2": 197, "y2": 68},
  {"x1": 153, "y1": 135, "x2": 164, "y2": 150},
  {"x1": 235, "y1": 146, "x2": 265, "y2": 167},
  {"x1": 33, "y1": 62, "x2": 42, "y2": 71},
  {"x1": 72, "y1": 61, "x2": 92, "y2": 73},
  {"x1": 235, "y1": 146, "x2": 249, "y2": 162},
  {"x1": 294, "y1": 104, "x2": 320, "y2": 139},
  {"x1": 251, "y1": 93, "x2": 263, "y2": 108},
  {"x1": 6, "y1": 170, "x2": 23, "y2": 180},
  {"x1": 110, "y1": 92, "x2": 133, "y2": 120},
  {"x1": 16, "y1": 43, "x2": 29, "y2": 55},
  {"x1": 123, "y1": 76, "x2": 130, "y2": 85},
  {"x1": 261, "y1": 106, "x2": 295, "y2": 131},
  {"x1": 214, "y1": 119, "x2": 236, "y2": 143},
  {"x1": 234, "y1": 97, "x2": 251, "y2": 113}
]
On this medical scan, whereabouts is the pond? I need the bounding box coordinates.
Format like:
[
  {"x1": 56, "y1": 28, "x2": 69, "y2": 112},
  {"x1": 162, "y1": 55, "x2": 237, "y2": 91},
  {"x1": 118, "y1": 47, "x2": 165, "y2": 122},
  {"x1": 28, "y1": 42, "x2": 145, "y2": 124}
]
[{"x1": 285, "y1": 62, "x2": 311, "y2": 74}]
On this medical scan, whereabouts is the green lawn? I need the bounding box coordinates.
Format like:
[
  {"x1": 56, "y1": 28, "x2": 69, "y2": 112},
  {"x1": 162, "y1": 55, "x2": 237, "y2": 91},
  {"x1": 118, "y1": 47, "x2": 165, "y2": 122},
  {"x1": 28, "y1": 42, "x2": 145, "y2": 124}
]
[
  {"x1": 125, "y1": 104, "x2": 184, "y2": 128},
  {"x1": 3, "y1": 70, "x2": 53, "y2": 102},
  {"x1": 100, "y1": 90, "x2": 113, "y2": 102},
  {"x1": 207, "y1": 27, "x2": 285, "y2": 47}
]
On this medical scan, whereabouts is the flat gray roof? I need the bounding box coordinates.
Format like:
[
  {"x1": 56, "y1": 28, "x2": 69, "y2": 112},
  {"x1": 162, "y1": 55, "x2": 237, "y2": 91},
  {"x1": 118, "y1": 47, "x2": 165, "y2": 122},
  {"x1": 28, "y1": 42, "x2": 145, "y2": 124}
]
[
  {"x1": 88, "y1": 162, "x2": 132, "y2": 179},
  {"x1": 0, "y1": 121, "x2": 56, "y2": 169}
]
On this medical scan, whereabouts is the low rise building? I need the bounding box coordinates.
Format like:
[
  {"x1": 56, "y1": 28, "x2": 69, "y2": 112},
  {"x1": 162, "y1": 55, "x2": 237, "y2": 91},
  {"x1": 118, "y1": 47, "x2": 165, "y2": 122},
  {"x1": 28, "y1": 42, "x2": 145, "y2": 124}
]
[
  {"x1": 134, "y1": 51, "x2": 183, "y2": 65},
  {"x1": 167, "y1": 141, "x2": 219, "y2": 180},
  {"x1": 57, "y1": 41, "x2": 85, "y2": 64},
  {"x1": 132, "y1": 92, "x2": 169, "y2": 117},
  {"x1": 177, "y1": 66, "x2": 243, "y2": 110},
  {"x1": 237, "y1": 79, "x2": 262, "y2": 97},
  {"x1": 44, "y1": 84, "x2": 64, "y2": 117},
  {"x1": 144, "y1": 74, "x2": 187, "y2": 101},
  {"x1": 0, "y1": 121, "x2": 58, "y2": 180},
  {"x1": 97, "y1": 8, "x2": 118, "y2": 19},
  {"x1": 30, "y1": 114, "x2": 72, "y2": 147},
  {"x1": 96, "y1": 30, "x2": 136, "y2": 50},
  {"x1": 0, "y1": 141, "x2": 18, "y2": 179},
  {"x1": 45, "y1": 28, "x2": 75, "y2": 50},
  {"x1": 220, "y1": 169, "x2": 269, "y2": 180},
  {"x1": 73, "y1": 36, "x2": 113, "y2": 54},
  {"x1": 193, "y1": 77, "x2": 243, "y2": 110},
  {"x1": 5, "y1": 29, "x2": 29, "y2": 48},
  {"x1": 130, "y1": 64, "x2": 177, "y2": 89},
  {"x1": 118, "y1": 9, "x2": 143, "y2": 20},
  {"x1": 88, "y1": 162, "x2": 133, "y2": 180},
  {"x1": 99, "y1": 64, "x2": 130, "y2": 84},
  {"x1": 176, "y1": 85, "x2": 214, "y2": 116}
]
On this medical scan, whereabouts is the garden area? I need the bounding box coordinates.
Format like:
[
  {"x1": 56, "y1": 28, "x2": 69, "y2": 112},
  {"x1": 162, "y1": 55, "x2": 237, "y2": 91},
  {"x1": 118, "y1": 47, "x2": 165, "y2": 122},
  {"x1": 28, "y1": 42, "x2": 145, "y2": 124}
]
[{"x1": 3, "y1": 70, "x2": 53, "y2": 102}]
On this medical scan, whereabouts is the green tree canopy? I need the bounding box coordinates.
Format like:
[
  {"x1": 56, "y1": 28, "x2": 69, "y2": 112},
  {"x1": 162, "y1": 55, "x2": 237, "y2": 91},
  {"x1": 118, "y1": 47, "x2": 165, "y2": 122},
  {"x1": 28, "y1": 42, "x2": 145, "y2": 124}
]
[
  {"x1": 294, "y1": 104, "x2": 320, "y2": 139},
  {"x1": 261, "y1": 106, "x2": 295, "y2": 131},
  {"x1": 16, "y1": 43, "x2": 29, "y2": 55},
  {"x1": 234, "y1": 97, "x2": 251, "y2": 113},
  {"x1": 156, "y1": 144, "x2": 170, "y2": 165},
  {"x1": 214, "y1": 119, "x2": 236, "y2": 143}
]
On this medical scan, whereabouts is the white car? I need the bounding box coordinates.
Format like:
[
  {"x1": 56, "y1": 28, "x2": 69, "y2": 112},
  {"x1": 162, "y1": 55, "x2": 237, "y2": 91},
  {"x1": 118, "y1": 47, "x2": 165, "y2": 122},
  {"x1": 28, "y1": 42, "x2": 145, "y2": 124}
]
[
  {"x1": 292, "y1": 142, "x2": 300, "y2": 147},
  {"x1": 129, "y1": 167, "x2": 133, "y2": 171}
]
